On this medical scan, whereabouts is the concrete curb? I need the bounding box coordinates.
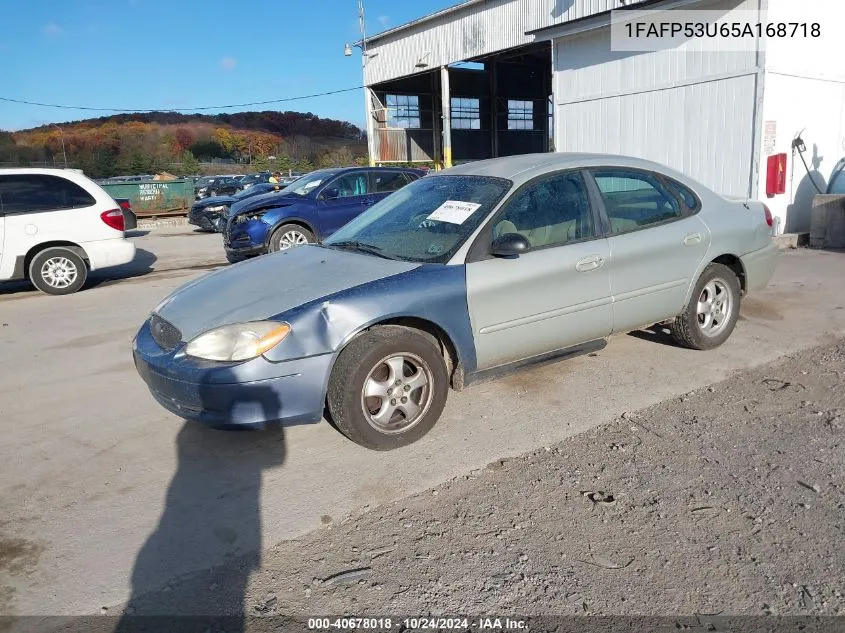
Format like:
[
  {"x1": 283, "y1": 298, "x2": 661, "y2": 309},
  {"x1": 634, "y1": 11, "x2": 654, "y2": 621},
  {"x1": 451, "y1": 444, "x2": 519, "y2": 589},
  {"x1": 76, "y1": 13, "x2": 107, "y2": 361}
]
[
  {"x1": 137, "y1": 215, "x2": 189, "y2": 229},
  {"x1": 775, "y1": 233, "x2": 809, "y2": 250}
]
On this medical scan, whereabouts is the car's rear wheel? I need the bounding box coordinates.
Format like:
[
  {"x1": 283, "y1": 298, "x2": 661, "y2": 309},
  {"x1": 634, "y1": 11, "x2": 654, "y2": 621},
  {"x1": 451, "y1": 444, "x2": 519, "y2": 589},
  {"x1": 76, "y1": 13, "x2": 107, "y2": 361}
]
[
  {"x1": 268, "y1": 224, "x2": 314, "y2": 252},
  {"x1": 669, "y1": 263, "x2": 740, "y2": 350},
  {"x1": 327, "y1": 325, "x2": 449, "y2": 450},
  {"x1": 28, "y1": 247, "x2": 88, "y2": 295}
]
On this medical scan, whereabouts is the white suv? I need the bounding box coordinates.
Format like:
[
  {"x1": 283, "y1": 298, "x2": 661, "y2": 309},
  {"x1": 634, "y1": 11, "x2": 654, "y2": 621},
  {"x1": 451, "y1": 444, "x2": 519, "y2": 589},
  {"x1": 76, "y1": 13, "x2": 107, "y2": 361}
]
[{"x1": 0, "y1": 168, "x2": 136, "y2": 295}]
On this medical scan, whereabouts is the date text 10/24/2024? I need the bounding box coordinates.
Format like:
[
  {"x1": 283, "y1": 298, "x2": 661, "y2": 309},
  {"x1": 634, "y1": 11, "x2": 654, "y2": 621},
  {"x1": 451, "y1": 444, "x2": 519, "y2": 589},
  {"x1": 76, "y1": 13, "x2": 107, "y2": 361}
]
[{"x1": 307, "y1": 617, "x2": 528, "y2": 630}]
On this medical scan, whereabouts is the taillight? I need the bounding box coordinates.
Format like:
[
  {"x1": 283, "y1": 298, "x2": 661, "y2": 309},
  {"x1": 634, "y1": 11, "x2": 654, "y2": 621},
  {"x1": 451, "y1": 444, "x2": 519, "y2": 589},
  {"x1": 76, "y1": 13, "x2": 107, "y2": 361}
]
[
  {"x1": 100, "y1": 209, "x2": 125, "y2": 231},
  {"x1": 762, "y1": 203, "x2": 773, "y2": 228},
  {"x1": 118, "y1": 200, "x2": 132, "y2": 211}
]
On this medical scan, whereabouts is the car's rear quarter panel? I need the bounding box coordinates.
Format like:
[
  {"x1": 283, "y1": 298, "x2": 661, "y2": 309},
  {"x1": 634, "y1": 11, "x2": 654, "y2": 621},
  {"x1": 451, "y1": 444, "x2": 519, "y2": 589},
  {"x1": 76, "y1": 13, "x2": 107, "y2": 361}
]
[{"x1": 686, "y1": 192, "x2": 776, "y2": 300}]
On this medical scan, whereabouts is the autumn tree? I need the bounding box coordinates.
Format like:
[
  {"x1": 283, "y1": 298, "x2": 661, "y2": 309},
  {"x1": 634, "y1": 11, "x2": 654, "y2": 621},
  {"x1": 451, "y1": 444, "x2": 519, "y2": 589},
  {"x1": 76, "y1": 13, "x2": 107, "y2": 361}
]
[
  {"x1": 318, "y1": 147, "x2": 354, "y2": 168},
  {"x1": 179, "y1": 151, "x2": 201, "y2": 175},
  {"x1": 173, "y1": 127, "x2": 195, "y2": 152},
  {"x1": 190, "y1": 139, "x2": 226, "y2": 160},
  {"x1": 251, "y1": 155, "x2": 271, "y2": 172}
]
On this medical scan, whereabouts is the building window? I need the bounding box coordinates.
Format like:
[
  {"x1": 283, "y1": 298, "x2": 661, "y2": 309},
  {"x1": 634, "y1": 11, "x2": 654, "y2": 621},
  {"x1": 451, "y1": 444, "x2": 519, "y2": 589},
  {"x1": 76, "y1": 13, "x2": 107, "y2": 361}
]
[
  {"x1": 507, "y1": 100, "x2": 534, "y2": 130},
  {"x1": 385, "y1": 94, "x2": 421, "y2": 129},
  {"x1": 451, "y1": 97, "x2": 480, "y2": 130}
]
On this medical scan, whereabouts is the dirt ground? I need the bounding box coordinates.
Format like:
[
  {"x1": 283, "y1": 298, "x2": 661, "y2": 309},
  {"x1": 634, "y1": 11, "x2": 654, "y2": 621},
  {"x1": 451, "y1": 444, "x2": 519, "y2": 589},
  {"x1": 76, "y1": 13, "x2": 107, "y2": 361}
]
[{"x1": 78, "y1": 336, "x2": 842, "y2": 627}]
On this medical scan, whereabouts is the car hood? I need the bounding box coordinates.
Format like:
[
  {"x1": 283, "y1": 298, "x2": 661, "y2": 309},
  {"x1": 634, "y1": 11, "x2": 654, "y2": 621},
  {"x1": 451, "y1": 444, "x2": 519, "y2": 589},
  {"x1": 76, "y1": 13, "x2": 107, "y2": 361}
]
[
  {"x1": 193, "y1": 195, "x2": 236, "y2": 209},
  {"x1": 227, "y1": 191, "x2": 299, "y2": 217},
  {"x1": 153, "y1": 245, "x2": 420, "y2": 341}
]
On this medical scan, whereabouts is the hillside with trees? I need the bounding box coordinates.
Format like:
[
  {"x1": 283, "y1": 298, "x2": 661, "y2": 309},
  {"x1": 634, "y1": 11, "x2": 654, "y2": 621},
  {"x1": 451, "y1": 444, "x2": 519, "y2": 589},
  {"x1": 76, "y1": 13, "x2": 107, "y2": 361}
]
[{"x1": 0, "y1": 111, "x2": 367, "y2": 178}]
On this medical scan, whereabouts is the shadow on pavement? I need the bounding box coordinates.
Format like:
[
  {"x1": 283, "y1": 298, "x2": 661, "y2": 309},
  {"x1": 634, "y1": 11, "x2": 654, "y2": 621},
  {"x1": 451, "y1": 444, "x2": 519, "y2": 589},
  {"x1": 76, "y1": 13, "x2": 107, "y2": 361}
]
[
  {"x1": 114, "y1": 384, "x2": 286, "y2": 632},
  {"x1": 86, "y1": 248, "x2": 158, "y2": 288},
  {"x1": 627, "y1": 323, "x2": 678, "y2": 347}
]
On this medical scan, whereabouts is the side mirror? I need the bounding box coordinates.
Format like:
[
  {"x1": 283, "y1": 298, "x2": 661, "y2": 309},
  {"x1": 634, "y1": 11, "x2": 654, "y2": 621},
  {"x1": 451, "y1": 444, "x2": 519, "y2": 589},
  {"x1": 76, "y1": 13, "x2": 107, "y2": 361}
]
[
  {"x1": 491, "y1": 232, "x2": 530, "y2": 258},
  {"x1": 322, "y1": 187, "x2": 340, "y2": 200}
]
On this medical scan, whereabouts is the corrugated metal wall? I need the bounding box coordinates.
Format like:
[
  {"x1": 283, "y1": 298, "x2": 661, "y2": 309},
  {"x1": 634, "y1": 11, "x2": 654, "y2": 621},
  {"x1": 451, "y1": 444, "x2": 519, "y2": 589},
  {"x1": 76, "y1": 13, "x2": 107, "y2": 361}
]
[
  {"x1": 363, "y1": 0, "x2": 622, "y2": 86},
  {"x1": 553, "y1": 0, "x2": 762, "y2": 196}
]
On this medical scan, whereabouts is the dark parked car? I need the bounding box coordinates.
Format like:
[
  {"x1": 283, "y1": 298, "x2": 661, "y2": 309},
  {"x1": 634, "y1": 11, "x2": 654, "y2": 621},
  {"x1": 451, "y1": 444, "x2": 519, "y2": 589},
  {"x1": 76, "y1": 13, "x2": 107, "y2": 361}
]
[
  {"x1": 239, "y1": 172, "x2": 273, "y2": 190},
  {"x1": 188, "y1": 182, "x2": 277, "y2": 232},
  {"x1": 195, "y1": 176, "x2": 242, "y2": 200},
  {"x1": 223, "y1": 167, "x2": 423, "y2": 263}
]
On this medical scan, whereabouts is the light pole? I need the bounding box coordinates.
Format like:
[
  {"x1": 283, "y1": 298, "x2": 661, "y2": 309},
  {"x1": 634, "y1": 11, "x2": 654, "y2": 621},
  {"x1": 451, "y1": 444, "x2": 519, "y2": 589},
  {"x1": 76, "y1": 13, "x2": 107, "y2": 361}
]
[
  {"x1": 345, "y1": 0, "x2": 376, "y2": 166},
  {"x1": 52, "y1": 124, "x2": 67, "y2": 168}
]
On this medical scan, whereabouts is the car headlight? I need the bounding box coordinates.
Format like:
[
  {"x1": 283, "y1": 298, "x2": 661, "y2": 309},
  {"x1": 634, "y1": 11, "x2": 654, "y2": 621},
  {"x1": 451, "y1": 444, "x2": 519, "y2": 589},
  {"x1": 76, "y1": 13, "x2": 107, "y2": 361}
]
[
  {"x1": 198, "y1": 187, "x2": 207, "y2": 193},
  {"x1": 235, "y1": 209, "x2": 267, "y2": 223},
  {"x1": 185, "y1": 321, "x2": 291, "y2": 361},
  {"x1": 205, "y1": 205, "x2": 227, "y2": 212}
]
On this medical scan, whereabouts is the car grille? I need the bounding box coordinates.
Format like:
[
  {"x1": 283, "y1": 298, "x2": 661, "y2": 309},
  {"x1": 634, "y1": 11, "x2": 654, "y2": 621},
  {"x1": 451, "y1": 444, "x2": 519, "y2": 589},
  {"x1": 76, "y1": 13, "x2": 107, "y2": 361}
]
[{"x1": 149, "y1": 314, "x2": 182, "y2": 352}]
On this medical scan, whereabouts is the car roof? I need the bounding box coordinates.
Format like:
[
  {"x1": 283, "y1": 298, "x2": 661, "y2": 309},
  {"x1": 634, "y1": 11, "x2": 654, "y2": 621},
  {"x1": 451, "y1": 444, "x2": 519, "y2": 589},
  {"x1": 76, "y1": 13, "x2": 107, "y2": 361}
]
[
  {"x1": 441, "y1": 153, "x2": 699, "y2": 187},
  {"x1": 0, "y1": 167, "x2": 88, "y2": 176}
]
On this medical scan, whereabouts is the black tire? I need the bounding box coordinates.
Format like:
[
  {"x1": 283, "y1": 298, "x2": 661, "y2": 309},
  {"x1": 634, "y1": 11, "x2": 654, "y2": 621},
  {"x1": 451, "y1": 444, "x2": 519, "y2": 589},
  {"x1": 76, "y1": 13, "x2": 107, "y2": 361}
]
[
  {"x1": 327, "y1": 325, "x2": 449, "y2": 450},
  {"x1": 28, "y1": 247, "x2": 88, "y2": 295},
  {"x1": 268, "y1": 224, "x2": 315, "y2": 252},
  {"x1": 670, "y1": 263, "x2": 741, "y2": 350}
]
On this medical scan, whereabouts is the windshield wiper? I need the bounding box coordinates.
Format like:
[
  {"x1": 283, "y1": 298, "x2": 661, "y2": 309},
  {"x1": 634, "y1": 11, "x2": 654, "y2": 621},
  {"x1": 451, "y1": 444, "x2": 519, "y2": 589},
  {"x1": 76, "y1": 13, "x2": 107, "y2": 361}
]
[{"x1": 324, "y1": 240, "x2": 399, "y2": 260}]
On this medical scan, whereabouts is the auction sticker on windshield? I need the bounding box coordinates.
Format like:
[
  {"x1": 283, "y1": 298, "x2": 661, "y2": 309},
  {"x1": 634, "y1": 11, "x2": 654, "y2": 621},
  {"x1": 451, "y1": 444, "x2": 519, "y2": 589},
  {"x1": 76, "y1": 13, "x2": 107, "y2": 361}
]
[{"x1": 427, "y1": 200, "x2": 482, "y2": 224}]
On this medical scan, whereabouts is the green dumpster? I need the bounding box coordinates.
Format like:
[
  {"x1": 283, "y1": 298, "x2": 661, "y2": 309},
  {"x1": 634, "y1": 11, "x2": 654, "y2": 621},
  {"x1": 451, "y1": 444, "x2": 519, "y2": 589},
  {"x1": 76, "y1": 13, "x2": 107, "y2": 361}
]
[{"x1": 100, "y1": 179, "x2": 195, "y2": 217}]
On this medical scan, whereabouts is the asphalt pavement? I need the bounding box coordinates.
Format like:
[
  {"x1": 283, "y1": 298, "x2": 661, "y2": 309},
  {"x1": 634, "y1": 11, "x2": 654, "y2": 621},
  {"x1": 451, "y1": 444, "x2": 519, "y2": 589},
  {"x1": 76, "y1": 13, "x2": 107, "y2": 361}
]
[{"x1": 1, "y1": 227, "x2": 844, "y2": 616}]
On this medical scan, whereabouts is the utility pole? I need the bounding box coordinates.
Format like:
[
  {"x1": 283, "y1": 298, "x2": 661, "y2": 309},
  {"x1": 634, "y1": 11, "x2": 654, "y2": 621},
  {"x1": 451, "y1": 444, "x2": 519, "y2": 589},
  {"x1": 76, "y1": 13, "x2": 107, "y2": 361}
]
[
  {"x1": 347, "y1": 1, "x2": 377, "y2": 166},
  {"x1": 52, "y1": 124, "x2": 67, "y2": 168}
]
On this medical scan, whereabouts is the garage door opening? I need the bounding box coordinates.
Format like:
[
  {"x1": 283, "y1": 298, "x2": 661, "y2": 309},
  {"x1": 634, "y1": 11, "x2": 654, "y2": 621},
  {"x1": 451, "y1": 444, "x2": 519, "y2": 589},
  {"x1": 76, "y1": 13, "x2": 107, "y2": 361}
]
[{"x1": 366, "y1": 41, "x2": 551, "y2": 167}]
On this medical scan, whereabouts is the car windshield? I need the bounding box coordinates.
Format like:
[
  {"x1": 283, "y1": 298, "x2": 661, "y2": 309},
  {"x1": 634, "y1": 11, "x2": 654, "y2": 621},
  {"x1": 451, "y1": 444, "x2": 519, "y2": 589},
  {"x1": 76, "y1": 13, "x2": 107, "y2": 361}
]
[
  {"x1": 196, "y1": 177, "x2": 213, "y2": 187},
  {"x1": 232, "y1": 186, "x2": 262, "y2": 200},
  {"x1": 323, "y1": 175, "x2": 511, "y2": 263},
  {"x1": 280, "y1": 170, "x2": 335, "y2": 196}
]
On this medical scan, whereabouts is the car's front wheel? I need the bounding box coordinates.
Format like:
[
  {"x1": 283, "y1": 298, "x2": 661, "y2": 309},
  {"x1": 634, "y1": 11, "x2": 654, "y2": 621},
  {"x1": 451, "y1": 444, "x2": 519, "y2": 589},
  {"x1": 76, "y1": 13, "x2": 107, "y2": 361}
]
[
  {"x1": 327, "y1": 325, "x2": 449, "y2": 450},
  {"x1": 268, "y1": 224, "x2": 314, "y2": 252},
  {"x1": 670, "y1": 263, "x2": 741, "y2": 350},
  {"x1": 29, "y1": 247, "x2": 88, "y2": 295}
]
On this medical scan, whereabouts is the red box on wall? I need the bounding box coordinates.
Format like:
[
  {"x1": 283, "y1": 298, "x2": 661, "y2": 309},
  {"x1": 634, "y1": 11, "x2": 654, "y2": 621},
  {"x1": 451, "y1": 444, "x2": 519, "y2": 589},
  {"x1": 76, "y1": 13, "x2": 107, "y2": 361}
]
[{"x1": 766, "y1": 153, "x2": 787, "y2": 197}]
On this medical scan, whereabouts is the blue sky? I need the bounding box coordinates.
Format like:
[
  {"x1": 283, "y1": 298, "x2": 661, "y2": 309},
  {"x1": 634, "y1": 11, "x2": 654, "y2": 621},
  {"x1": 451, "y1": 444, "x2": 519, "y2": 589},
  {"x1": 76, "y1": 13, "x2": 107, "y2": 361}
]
[{"x1": 0, "y1": 0, "x2": 456, "y2": 131}]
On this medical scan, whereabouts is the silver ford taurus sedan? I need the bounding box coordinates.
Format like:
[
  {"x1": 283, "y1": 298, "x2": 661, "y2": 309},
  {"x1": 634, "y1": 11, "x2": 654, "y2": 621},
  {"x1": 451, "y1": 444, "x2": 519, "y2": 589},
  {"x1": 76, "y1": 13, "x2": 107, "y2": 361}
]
[{"x1": 133, "y1": 153, "x2": 778, "y2": 450}]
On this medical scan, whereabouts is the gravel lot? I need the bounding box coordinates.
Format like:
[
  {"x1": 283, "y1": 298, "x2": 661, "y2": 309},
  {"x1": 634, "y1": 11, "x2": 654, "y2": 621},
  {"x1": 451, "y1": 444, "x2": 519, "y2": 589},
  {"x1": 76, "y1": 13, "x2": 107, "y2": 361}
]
[{"x1": 98, "y1": 338, "x2": 845, "y2": 622}]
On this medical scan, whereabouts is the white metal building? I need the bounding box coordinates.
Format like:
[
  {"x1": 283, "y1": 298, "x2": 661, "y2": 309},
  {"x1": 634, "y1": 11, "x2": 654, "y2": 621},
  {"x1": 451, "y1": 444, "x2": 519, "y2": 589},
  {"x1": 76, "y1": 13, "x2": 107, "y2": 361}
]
[{"x1": 359, "y1": 0, "x2": 845, "y2": 233}]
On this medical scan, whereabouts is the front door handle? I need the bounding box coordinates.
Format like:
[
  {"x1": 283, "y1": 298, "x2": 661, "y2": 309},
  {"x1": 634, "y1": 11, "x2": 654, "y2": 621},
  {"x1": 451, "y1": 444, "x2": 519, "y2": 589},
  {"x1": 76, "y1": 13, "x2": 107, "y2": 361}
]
[
  {"x1": 363, "y1": 198, "x2": 376, "y2": 206},
  {"x1": 683, "y1": 232, "x2": 702, "y2": 245},
  {"x1": 575, "y1": 255, "x2": 605, "y2": 272}
]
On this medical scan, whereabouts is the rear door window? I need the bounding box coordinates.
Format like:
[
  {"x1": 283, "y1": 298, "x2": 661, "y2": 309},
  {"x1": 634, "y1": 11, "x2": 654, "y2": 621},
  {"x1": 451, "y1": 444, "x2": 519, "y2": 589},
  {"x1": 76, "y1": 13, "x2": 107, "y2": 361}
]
[
  {"x1": 371, "y1": 171, "x2": 410, "y2": 193},
  {"x1": 590, "y1": 170, "x2": 681, "y2": 234},
  {"x1": 663, "y1": 178, "x2": 701, "y2": 211},
  {"x1": 0, "y1": 174, "x2": 96, "y2": 214},
  {"x1": 328, "y1": 172, "x2": 369, "y2": 198}
]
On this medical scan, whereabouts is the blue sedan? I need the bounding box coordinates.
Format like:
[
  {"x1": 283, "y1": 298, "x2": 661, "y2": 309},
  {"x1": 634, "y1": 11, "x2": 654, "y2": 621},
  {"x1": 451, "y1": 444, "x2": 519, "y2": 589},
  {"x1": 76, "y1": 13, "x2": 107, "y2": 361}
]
[
  {"x1": 134, "y1": 153, "x2": 777, "y2": 450},
  {"x1": 223, "y1": 167, "x2": 423, "y2": 262}
]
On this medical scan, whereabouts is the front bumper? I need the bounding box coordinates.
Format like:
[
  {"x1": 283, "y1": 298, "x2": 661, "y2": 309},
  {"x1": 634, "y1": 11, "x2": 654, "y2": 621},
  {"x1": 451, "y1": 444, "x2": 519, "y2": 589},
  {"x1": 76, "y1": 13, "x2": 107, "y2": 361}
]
[
  {"x1": 133, "y1": 319, "x2": 332, "y2": 427},
  {"x1": 223, "y1": 216, "x2": 271, "y2": 257},
  {"x1": 189, "y1": 207, "x2": 226, "y2": 231}
]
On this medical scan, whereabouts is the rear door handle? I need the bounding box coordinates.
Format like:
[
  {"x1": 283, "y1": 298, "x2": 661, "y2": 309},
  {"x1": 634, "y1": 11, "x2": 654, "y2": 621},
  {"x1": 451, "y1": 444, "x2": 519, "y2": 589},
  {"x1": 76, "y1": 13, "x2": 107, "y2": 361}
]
[
  {"x1": 575, "y1": 255, "x2": 605, "y2": 272},
  {"x1": 684, "y1": 232, "x2": 702, "y2": 245}
]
